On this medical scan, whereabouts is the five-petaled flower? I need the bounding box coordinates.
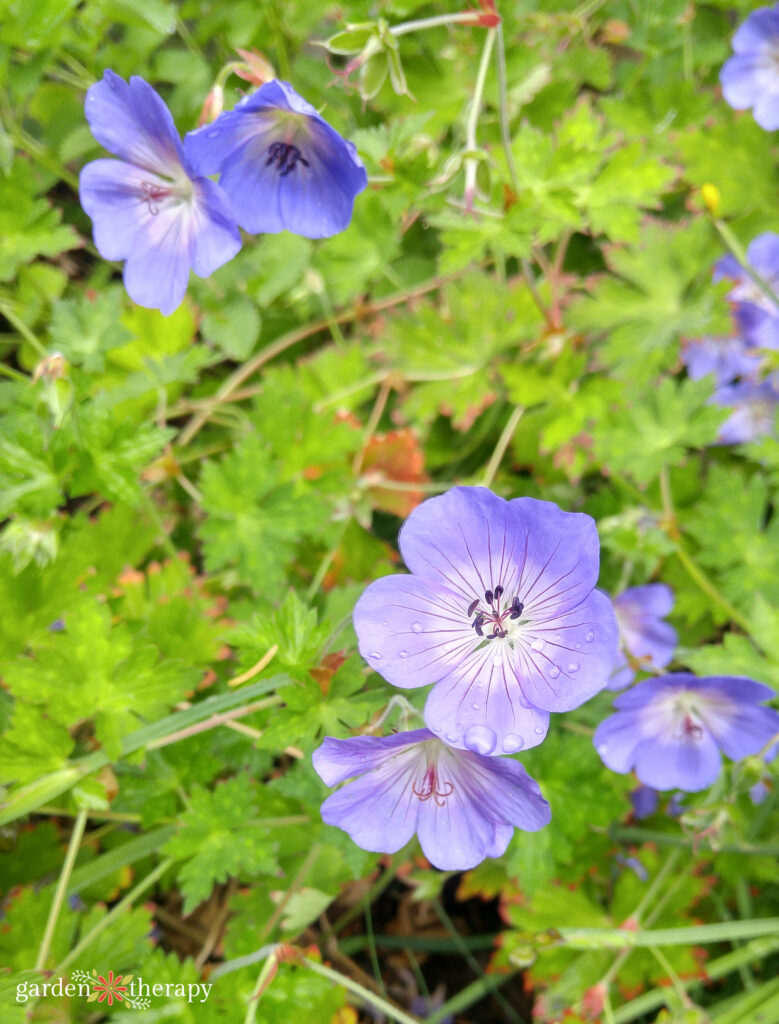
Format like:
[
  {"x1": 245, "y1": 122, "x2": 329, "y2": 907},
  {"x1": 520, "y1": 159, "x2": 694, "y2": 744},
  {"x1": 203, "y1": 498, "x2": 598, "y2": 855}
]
[
  {"x1": 185, "y1": 79, "x2": 367, "y2": 238},
  {"x1": 711, "y1": 377, "x2": 779, "y2": 444},
  {"x1": 313, "y1": 728, "x2": 551, "y2": 870},
  {"x1": 594, "y1": 674, "x2": 779, "y2": 792},
  {"x1": 79, "y1": 70, "x2": 241, "y2": 315},
  {"x1": 720, "y1": 3, "x2": 779, "y2": 131},
  {"x1": 353, "y1": 487, "x2": 618, "y2": 756},
  {"x1": 608, "y1": 584, "x2": 677, "y2": 690},
  {"x1": 90, "y1": 971, "x2": 129, "y2": 1006}
]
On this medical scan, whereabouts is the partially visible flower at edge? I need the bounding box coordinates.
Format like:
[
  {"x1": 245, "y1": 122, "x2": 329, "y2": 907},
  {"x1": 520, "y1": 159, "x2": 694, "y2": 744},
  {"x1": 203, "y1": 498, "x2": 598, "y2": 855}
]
[
  {"x1": 711, "y1": 377, "x2": 779, "y2": 444},
  {"x1": 185, "y1": 79, "x2": 367, "y2": 239},
  {"x1": 79, "y1": 70, "x2": 241, "y2": 316},
  {"x1": 312, "y1": 729, "x2": 550, "y2": 871},
  {"x1": 682, "y1": 334, "x2": 763, "y2": 386},
  {"x1": 608, "y1": 583, "x2": 677, "y2": 690},
  {"x1": 353, "y1": 486, "x2": 619, "y2": 757},
  {"x1": 594, "y1": 674, "x2": 779, "y2": 792},
  {"x1": 715, "y1": 232, "x2": 779, "y2": 352},
  {"x1": 719, "y1": 3, "x2": 779, "y2": 131}
]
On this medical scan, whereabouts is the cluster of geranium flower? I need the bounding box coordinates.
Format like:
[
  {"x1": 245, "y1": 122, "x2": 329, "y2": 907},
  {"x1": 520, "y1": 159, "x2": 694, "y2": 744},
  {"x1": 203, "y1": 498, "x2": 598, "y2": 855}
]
[
  {"x1": 702, "y1": 2, "x2": 779, "y2": 442},
  {"x1": 684, "y1": 233, "x2": 779, "y2": 444},
  {"x1": 313, "y1": 488, "x2": 779, "y2": 870},
  {"x1": 79, "y1": 70, "x2": 366, "y2": 315}
]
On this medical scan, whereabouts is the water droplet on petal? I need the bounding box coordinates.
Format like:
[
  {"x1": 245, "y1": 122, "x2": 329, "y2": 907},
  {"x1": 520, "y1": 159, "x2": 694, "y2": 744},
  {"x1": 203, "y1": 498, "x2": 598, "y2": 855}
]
[
  {"x1": 399, "y1": 650, "x2": 409, "y2": 659},
  {"x1": 585, "y1": 630, "x2": 595, "y2": 643},
  {"x1": 575, "y1": 642, "x2": 582, "y2": 649},
  {"x1": 597, "y1": 743, "x2": 608, "y2": 755},
  {"x1": 492, "y1": 653, "x2": 504, "y2": 666},
  {"x1": 549, "y1": 666, "x2": 561, "y2": 679},
  {"x1": 471, "y1": 702, "x2": 480, "y2": 710},
  {"x1": 533, "y1": 725, "x2": 546, "y2": 735},
  {"x1": 568, "y1": 662, "x2": 579, "y2": 673},
  {"x1": 411, "y1": 622, "x2": 423, "y2": 633},
  {"x1": 206, "y1": 128, "x2": 221, "y2": 138},
  {"x1": 518, "y1": 693, "x2": 532, "y2": 709},
  {"x1": 531, "y1": 638, "x2": 545, "y2": 653},
  {"x1": 503, "y1": 734, "x2": 524, "y2": 753},
  {"x1": 464, "y1": 724, "x2": 497, "y2": 756},
  {"x1": 446, "y1": 732, "x2": 459, "y2": 743},
  {"x1": 370, "y1": 651, "x2": 382, "y2": 660}
]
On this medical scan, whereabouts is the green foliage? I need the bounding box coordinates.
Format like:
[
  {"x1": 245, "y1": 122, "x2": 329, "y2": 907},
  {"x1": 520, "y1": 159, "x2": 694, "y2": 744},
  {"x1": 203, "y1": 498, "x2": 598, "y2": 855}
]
[{"x1": 1, "y1": 2, "x2": 777, "y2": 1022}]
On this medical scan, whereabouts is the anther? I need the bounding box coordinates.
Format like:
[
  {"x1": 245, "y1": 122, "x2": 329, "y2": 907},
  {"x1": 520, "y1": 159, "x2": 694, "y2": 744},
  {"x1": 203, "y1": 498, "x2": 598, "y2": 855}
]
[
  {"x1": 509, "y1": 597, "x2": 524, "y2": 619},
  {"x1": 266, "y1": 141, "x2": 310, "y2": 176},
  {"x1": 485, "y1": 589, "x2": 494, "y2": 605},
  {"x1": 494, "y1": 585, "x2": 504, "y2": 599},
  {"x1": 467, "y1": 599, "x2": 479, "y2": 617}
]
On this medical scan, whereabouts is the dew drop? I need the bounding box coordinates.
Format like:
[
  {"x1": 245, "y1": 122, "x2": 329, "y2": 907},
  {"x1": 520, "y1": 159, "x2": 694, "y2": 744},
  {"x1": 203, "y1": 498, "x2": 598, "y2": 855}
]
[
  {"x1": 575, "y1": 642, "x2": 582, "y2": 649},
  {"x1": 502, "y1": 734, "x2": 524, "y2": 753},
  {"x1": 533, "y1": 725, "x2": 546, "y2": 735},
  {"x1": 518, "y1": 693, "x2": 532, "y2": 708},
  {"x1": 446, "y1": 732, "x2": 459, "y2": 743},
  {"x1": 568, "y1": 661, "x2": 580, "y2": 673},
  {"x1": 492, "y1": 653, "x2": 504, "y2": 666},
  {"x1": 464, "y1": 724, "x2": 497, "y2": 756},
  {"x1": 597, "y1": 743, "x2": 608, "y2": 755},
  {"x1": 411, "y1": 622, "x2": 423, "y2": 633},
  {"x1": 531, "y1": 638, "x2": 545, "y2": 653},
  {"x1": 585, "y1": 630, "x2": 595, "y2": 643},
  {"x1": 370, "y1": 651, "x2": 382, "y2": 660},
  {"x1": 549, "y1": 666, "x2": 561, "y2": 679},
  {"x1": 206, "y1": 128, "x2": 221, "y2": 138},
  {"x1": 471, "y1": 702, "x2": 480, "y2": 710},
  {"x1": 399, "y1": 650, "x2": 409, "y2": 659}
]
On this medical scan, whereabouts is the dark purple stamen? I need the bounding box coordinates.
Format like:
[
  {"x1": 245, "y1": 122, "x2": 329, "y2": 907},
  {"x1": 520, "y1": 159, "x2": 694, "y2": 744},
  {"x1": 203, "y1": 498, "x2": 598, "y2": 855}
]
[
  {"x1": 266, "y1": 141, "x2": 310, "y2": 177},
  {"x1": 467, "y1": 587, "x2": 523, "y2": 639}
]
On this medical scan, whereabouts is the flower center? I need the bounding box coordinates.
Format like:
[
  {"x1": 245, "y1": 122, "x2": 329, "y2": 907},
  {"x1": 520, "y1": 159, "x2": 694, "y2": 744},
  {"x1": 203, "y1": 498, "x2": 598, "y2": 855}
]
[
  {"x1": 412, "y1": 764, "x2": 454, "y2": 806},
  {"x1": 139, "y1": 180, "x2": 169, "y2": 215},
  {"x1": 467, "y1": 585, "x2": 524, "y2": 640},
  {"x1": 266, "y1": 141, "x2": 310, "y2": 177}
]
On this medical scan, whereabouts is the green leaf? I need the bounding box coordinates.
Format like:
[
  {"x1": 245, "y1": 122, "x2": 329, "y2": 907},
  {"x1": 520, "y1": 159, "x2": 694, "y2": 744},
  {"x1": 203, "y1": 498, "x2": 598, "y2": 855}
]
[{"x1": 163, "y1": 774, "x2": 280, "y2": 914}]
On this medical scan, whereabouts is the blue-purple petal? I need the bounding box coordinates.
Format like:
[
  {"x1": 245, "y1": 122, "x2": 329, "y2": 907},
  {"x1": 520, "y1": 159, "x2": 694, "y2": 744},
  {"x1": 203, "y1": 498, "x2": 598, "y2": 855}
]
[{"x1": 85, "y1": 70, "x2": 184, "y2": 176}]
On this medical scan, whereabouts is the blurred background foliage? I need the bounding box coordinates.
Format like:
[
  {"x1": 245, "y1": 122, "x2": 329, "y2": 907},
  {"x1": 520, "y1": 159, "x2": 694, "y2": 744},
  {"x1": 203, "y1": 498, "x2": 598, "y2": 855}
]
[{"x1": 0, "y1": 0, "x2": 778, "y2": 1021}]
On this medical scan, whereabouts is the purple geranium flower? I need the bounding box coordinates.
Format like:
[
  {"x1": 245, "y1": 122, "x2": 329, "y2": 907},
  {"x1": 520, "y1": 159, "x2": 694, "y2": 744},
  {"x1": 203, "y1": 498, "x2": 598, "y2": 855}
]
[
  {"x1": 79, "y1": 70, "x2": 241, "y2": 315},
  {"x1": 682, "y1": 335, "x2": 761, "y2": 385},
  {"x1": 185, "y1": 80, "x2": 367, "y2": 238},
  {"x1": 711, "y1": 378, "x2": 779, "y2": 443},
  {"x1": 609, "y1": 584, "x2": 677, "y2": 690},
  {"x1": 720, "y1": 3, "x2": 779, "y2": 130},
  {"x1": 594, "y1": 674, "x2": 779, "y2": 792},
  {"x1": 312, "y1": 729, "x2": 551, "y2": 870},
  {"x1": 353, "y1": 487, "x2": 618, "y2": 756},
  {"x1": 716, "y1": 233, "x2": 779, "y2": 352}
]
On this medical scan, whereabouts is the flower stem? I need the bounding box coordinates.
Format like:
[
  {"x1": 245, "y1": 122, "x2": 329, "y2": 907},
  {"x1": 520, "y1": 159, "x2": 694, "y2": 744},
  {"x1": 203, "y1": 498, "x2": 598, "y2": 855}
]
[
  {"x1": 56, "y1": 857, "x2": 173, "y2": 973},
  {"x1": 495, "y1": 22, "x2": 519, "y2": 193},
  {"x1": 35, "y1": 809, "x2": 88, "y2": 970},
  {"x1": 300, "y1": 956, "x2": 422, "y2": 1024},
  {"x1": 390, "y1": 11, "x2": 493, "y2": 37},
  {"x1": 482, "y1": 405, "x2": 523, "y2": 487},
  {"x1": 464, "y1": 29, "x2": 496, "y2": 207}
]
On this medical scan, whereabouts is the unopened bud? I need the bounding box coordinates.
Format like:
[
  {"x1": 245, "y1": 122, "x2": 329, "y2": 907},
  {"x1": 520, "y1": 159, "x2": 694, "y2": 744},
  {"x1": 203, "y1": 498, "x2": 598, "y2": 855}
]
[
  {"x1": 33, "y1": 352, "x2": 67, "y2": 383},
  {"x1": 701, "y1": 182, "x2": 721, "y2": 216},
  {"x1": 233, "y1": 48, "x2": 275, "y2": 87},
  {"x1": 198, "y1": 84, "x2": 224, "y2": 127}
]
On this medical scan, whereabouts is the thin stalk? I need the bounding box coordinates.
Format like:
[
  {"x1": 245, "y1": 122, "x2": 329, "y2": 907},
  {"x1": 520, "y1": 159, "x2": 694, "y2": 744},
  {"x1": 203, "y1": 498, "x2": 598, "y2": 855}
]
[
  {"x1": 464, "y1": 29, "x2": 496, "y2": 206},
  {"x1": 56, "y1": 858, "x2": 173, "y2": 973},
  {"x1": 300, "y1": 956, "x2": 421, "y2": 1024},
  {"x1": 147, "y1": 695, "x2": 283, "y2": 749},
  {"x1": 0, "y1": 301, "x2": 48, "y2": 358},
  {"x1": 353, "y1": 375, "x2": 392, "y2": 475},
  {"x1": 228, "y1": 646, "x2": 279, "y2": 688},
  {"x1": 482, "y1": 405, "x2": 523, "y2": 487},
  {"x1": 259, "y1": 844, "x2": 320, "y2": 941},
  {"x1": 364, "y1": 895, "x2": 386, "y2": 998},
  {"x1": 495, "y1": 22, "x2": 519, "y2": 192},
  {"x1": 390, "y1": 11, "x2": 493, "y2": 36},
  {"x1": 648, "y1": 945, "x2": 692, "y2": 1009},
  {"x1": 35, "y1": 810, "x2": 88, "y2": 970}
]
